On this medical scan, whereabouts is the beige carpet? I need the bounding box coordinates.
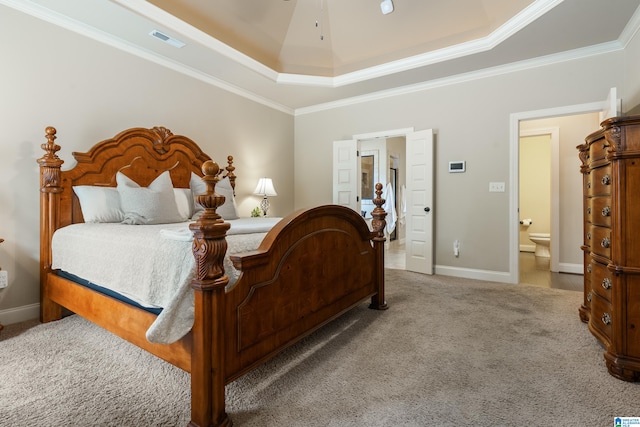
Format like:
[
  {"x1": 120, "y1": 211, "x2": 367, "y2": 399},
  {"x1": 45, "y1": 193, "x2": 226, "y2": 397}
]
[{"x1": 1, "y1": 269, "x2": 638, "y2": 426}]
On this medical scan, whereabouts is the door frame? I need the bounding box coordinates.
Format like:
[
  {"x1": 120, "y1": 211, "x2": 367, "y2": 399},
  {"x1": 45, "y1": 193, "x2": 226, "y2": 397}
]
[{"x1": 509, "y1": 101, "x2": 611, "y2": 284}]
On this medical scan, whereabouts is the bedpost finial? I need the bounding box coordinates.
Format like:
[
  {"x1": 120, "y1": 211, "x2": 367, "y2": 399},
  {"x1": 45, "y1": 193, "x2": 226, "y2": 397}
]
[
  {"x1": 371, "y1": 183, "x2": 387, "y2": 239},
  {"x1": 193, "y1": 160, "x2": 226, "y2": 222},
  {"x1": 225, "y1": 155, "x2": 236, "y2": 192},
  {"x1": 41, "y1": 126, "x2": 61, "y2": 159},
  {"x1": 202, "y1": 159, "x2": 220, "y2": 177},
  {"x1": 38, "y1": 126, "x2": 64, "y2": 200},
  {"x1": 38, "y1": 126, "x2": 64, "y2": 183}
]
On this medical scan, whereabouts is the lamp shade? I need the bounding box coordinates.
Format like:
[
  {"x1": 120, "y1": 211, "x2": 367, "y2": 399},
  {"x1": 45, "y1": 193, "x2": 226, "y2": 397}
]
[{"x1": 253, "y1": 178, "x2": 277, "y2": 197}]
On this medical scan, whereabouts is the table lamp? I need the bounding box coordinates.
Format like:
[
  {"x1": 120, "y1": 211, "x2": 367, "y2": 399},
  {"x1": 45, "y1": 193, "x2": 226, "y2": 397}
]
[{"x1": 253, "y1": 178, "x2": 277, "y2": 216}]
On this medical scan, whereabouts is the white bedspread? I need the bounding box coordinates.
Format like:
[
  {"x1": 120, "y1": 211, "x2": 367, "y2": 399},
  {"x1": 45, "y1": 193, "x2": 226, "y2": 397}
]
[{"x1": 51, "y1": 217, "x2": 280, "y2": 344}]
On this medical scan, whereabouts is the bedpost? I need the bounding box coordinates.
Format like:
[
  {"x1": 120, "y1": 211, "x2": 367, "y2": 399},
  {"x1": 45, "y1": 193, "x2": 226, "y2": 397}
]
[
  {"x1": 369, "y1": 183, "x2": 388, "y2": 310},
  {"x1": 225, "y1": 155, "x2": 236, "y2": 192},
  {"x1": 188, "y1": 160, "x2": 232, "y2": 427},
  {"x1": 37, "y1": 126, "x2": 65, "y2": 322}
]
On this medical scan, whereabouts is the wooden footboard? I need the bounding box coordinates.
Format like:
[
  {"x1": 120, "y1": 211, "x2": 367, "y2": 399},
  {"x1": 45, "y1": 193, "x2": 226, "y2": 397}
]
[
  {"x1": 38, "y1": 126, "x2": 387, "y2": 427},
  {"x1": 189, "y1": 171, "x2": 388, "y2": 426},
  {"x1": 226, "y1": 192, "x2": 388, "y2": 380}
]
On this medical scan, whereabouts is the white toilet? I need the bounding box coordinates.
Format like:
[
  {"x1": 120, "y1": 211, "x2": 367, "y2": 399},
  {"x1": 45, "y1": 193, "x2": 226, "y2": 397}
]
[{"x1": 529, "y1": 233, "x2": 551, "y2": 257}]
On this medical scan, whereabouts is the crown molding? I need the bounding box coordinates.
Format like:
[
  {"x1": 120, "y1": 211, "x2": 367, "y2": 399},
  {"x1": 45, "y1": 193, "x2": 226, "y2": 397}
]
[
  {"x1": 618, "y1": 1, "x2": 640, "y2": 47},
  {"x1": 295, "y1": 41, "x2": 624, "y2": 116}
]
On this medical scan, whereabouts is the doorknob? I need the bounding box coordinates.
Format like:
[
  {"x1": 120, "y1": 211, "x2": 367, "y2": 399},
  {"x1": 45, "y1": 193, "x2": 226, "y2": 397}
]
[{"x1": 424, "y1": 207, "x2": 431, "y2": 213}]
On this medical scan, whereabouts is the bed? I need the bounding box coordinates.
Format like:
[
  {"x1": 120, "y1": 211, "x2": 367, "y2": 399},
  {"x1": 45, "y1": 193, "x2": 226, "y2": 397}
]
[{"x1": 38, "y1": 125, "x2": 388, "y2": 426}]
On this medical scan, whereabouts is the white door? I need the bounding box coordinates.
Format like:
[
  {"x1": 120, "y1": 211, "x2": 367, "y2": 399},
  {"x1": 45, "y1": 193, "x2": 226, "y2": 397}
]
[
  {"x1": 406, "y1": 129, "x2": 434, "y2": 274},
  {"x1": 333, "y1": 139, "x2": 359, "y2": 211}
]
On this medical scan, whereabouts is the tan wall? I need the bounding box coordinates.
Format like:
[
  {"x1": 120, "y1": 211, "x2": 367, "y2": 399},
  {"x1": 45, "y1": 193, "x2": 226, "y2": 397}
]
[
  {"x1": 0, "y1": 6, "x2": 294, "y2": 321},
  {"x1": 294, "y1": 53, "x2": 629, "y2": 274}
]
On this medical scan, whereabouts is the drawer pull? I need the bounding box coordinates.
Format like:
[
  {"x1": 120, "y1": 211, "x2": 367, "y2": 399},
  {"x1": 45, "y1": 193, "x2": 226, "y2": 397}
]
[
  {"x1": 602, "y1": 206, "x2": 611, "y2": 217},
  {"x1": 587, "y1": 291, "x2": 592, "y2": 302},
  {"x1": 601, "y1": 237, "x2": 610, "y2": 248},
  {"x1": 601, "y1": 277, "x2": 612, "y2": 290},
  {"x1": 587, "y1": 264, "x2": 592, "y2": 273},
  {"x1": 601, "y1": 174, "x2": 611, "y2": 185},
  {"x1": 602, "y1": 312, "x2": 612, "y2": 326}
]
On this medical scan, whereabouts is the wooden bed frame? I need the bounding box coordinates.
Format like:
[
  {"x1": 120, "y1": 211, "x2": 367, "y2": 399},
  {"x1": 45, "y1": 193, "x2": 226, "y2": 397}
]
[{"x1": 38, "y1": 126, "x2": 388, "y2": 426}]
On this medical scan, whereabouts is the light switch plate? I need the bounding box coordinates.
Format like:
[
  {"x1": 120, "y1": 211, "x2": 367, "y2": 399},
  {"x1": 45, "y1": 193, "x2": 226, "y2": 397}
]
[
  {"x1": 489, "y1": 182, "x2": 505, "y2": 192},
  {"x1": 448, "y1": 161, "x2": 466, "y2": 173},
  {"x1": 0, "y1": 270, "x2": 7, "y2": 288}
]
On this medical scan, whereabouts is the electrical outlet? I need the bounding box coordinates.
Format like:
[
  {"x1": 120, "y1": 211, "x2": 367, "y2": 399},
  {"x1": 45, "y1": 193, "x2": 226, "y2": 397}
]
[
  {"x1": 454, "y1": 240, "x2": 460, "y2": 257},
  {"x1": 489, "y1": 182, "x2": 505, "y2": 192},
  {"x1": 0, "y1": 270, "x2": 7, "y2": 288}
]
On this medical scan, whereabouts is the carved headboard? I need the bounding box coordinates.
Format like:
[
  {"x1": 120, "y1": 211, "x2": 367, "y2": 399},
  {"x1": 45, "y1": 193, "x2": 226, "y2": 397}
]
[{"x1": 38, "y1": 126, "x2": 235, "y2": 229}]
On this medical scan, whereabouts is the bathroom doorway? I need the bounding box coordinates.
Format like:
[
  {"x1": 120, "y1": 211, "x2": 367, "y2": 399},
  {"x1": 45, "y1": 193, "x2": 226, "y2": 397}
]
[
  {"x1": 518, "y1": 130, "x2": 553, "y2": 266},
  {"x1": 510, "y1": 89, "x2": 618, "y2": 285},
  {"x1": 516, "y1": 113, "x2": 600, "y2": 288}
]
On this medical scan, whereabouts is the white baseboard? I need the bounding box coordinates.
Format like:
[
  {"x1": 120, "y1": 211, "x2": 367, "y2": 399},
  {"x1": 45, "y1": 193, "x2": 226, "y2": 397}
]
[
  {"x1": 434, "y1": 265, "x2": 515, "y2": 284},
  {"x1": 558, "y1": 263, "x2": 583, "y2": 274},
  {"x1": 433, "y1": 262, "x2": 582, "y2": 285},
  {"x1": 0, "y1": 303, "x2": 39, "y2": 326}
]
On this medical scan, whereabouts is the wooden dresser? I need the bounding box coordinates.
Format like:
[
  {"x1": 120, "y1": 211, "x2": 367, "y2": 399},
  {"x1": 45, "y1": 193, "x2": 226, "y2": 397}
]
[{"x1": 578, "y1": 114, "x2": 640, "y2": 381}]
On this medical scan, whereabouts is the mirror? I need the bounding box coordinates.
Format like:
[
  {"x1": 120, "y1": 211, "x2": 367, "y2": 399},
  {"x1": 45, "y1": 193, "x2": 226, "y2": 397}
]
[{"x1": 361, "y1": 155, "x2": 374, "y2": 200}]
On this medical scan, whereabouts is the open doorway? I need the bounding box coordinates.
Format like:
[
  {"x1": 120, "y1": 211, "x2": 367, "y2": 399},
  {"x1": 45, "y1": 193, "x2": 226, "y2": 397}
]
[
  {"x1": 358, "y1": 135, "x2": 407, "y2": 270},
  {"x1": 510, "y1": 102, "x2": 614, "y2": 287},
  {"x1": 334, "y1": 127, "x2": 435, "y2": 274}
]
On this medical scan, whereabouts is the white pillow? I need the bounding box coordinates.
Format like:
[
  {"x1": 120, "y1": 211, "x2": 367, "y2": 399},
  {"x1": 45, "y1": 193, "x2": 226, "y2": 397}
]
[
  {"x1": 73, "y1": 186, "x2": 124, "y2": 223},
  {"x1": 190, "y1": 173, "x2": 239, "y2": 220},
  {"x1": 173, "y1": 188, "x2": 194, "y2": 220},
  {"x1": 116, "y1": 171, "x2": 186, "y2": 224}
]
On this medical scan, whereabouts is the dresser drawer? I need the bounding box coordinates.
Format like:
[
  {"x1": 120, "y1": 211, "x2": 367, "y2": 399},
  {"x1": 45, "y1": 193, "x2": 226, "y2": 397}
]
[
  {"x1": 590, "y1": 292, "x2": 613, "y2": 341},
  {"x1": 589, "y1": 138, "x2": 609, "y2": 163},
  {"x1": 588, "y1": 196, "x2": 612, "y2": 227},
  {"x1": 587, "y1": 164, "x2": 612, "y2": 196},
  {"x1": 591, "y1": 259, "x2": 613, "y2": 301},
  {"x1": 590, "y1": 225, "x2": 611, "y2": 259}
]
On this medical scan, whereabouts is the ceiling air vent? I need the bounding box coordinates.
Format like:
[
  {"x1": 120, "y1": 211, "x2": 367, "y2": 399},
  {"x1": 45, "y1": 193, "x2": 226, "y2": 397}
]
[{"x1": 149, "y1": 30, "x2": 186, "y2": 48}]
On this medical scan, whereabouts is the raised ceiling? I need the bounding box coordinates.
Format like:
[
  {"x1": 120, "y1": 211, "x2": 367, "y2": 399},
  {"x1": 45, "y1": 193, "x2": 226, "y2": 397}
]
[
  {"x1": 145, "y1": 0, "x2": 536, "y2": 77},
  {"x1": 5, "y1": 0, "x2": 640, "y2": 112}
]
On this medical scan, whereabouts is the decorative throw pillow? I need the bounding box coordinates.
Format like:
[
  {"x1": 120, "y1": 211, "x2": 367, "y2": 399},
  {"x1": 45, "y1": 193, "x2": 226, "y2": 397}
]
[
  {"x1": 173, "y1": 188, "x2": 194, "y2": 220},
  {"x1": 116, "y1": 171, "x2": 185, "y2": 224},
  {"x1": 73, "y1": 186, "x2": 124, "y2": 223},
  {"x1": 190, "y1": 173, "x2": 239, "y2": 220}
]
